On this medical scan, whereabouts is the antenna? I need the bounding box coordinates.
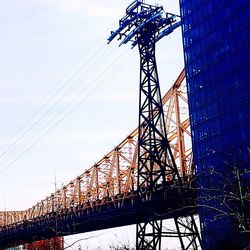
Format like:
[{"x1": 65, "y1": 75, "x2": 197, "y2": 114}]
[
  {"x1": 53, "y1": 165, "x2": 57, "y2": 193},
  {"x1": 3, "y1": 196, "x2": 6, "y2": 226}
]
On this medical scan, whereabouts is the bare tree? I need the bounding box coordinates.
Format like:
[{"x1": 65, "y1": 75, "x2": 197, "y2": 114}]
[
  {"x1": 109, "y1": 240, "x2": 135, "y2": 250},
  {"x1": 188, "y1": 150, "x2": 250, "y2": 249}
]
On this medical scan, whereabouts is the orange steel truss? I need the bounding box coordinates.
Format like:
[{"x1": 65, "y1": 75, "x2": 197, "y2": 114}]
[{"x1": 0, "y1": 69, "x2": 192, "y2": 227}]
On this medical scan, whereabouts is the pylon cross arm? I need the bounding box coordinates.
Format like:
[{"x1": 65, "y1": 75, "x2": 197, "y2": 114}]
[{"x1": 107, "y1": 0, "x2": 181, "y2": 48}]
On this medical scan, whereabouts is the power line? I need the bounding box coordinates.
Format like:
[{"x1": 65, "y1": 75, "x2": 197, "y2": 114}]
[
  {"x1": 0, "y1": 51, "x2": 134, "y2": 174},
  {"x1": 0, "y1": 26, "x2": 113, "y2": 155},
  {"x1": 0, "y1": 1, "x2": 174, "y2": 173},
  {"x1": 0, "y1": 40, "x2": 121, "y2": 164},
  {"x1": 0, "y1": 45, "x2": 117, "y2": 166},
  {"x1": 0, "y1": 44, "x2": 115, "y2": 162},
  {"x1": 0, "y1": 42, "x2": 107, "y2": 155}
]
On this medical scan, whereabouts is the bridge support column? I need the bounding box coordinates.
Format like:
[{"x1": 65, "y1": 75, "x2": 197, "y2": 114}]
[
  {"x1": 173, "y1": 216, "x2": 201, "y2": 250},
  {"x1": 136, "y1": 215, "x2": 201, "y2": 250},
  {"x1": 136, "y1": 219, "x2": 162, "y2": 250}
]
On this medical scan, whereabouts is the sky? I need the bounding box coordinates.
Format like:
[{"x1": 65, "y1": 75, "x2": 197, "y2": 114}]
[{"x1": 0, "y1": 0, "x2": 184, "y2": 248}]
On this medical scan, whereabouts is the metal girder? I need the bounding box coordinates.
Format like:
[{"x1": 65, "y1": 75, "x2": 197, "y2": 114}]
[
  {"x1": 136, "y1": 216, "x2": 201, "y2": 250},
  {"x1": 136, "y1": 22, "x2": 181, "y2": 199},
  {"x1": 174, "y1": 216, "x2": 201, "y2": 250},
  {"x1": 136, "y1": 219, "x2": 163, "y2": 250}
]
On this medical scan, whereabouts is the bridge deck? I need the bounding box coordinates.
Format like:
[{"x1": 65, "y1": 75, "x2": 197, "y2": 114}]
[{"x1": 0, "y1": 188, "x2": 197, "y2": 248}]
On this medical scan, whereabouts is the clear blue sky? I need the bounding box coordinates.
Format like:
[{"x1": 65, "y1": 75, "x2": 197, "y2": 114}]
[{"x1": 0, "y1": 0, "x2": 183, "y2": 248}]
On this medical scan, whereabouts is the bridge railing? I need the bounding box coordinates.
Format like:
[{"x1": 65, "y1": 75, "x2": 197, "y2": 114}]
[{"x1": 0, "y1": 69, "x2": 192, "y2": 227}]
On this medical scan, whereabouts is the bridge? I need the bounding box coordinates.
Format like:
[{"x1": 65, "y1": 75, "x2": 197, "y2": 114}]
[
  {"x1": 0, "y1": 1, "x2": 201, "y2": 249},
  {"x1": 0, "y1": 70, "x2": 200, "y2": 249}
]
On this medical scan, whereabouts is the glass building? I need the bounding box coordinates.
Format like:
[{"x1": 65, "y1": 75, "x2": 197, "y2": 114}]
[{"x1": 179, "y1": 0, "x2": 250, "y2": 249}]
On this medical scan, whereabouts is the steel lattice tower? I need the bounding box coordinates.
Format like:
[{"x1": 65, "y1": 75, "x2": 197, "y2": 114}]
[{"x1": 108, "y1": 1, "x2": 200, "y2": 249}]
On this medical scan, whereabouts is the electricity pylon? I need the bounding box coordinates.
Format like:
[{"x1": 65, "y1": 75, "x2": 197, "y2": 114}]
[{"x1": 108, "y1": 1, "x2": 200, "y2": 249}]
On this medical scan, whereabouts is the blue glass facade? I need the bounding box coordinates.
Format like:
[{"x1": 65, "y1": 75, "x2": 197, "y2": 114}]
[{"x1": 179, "y1": 0, "x2": 250, "y2": 249}]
